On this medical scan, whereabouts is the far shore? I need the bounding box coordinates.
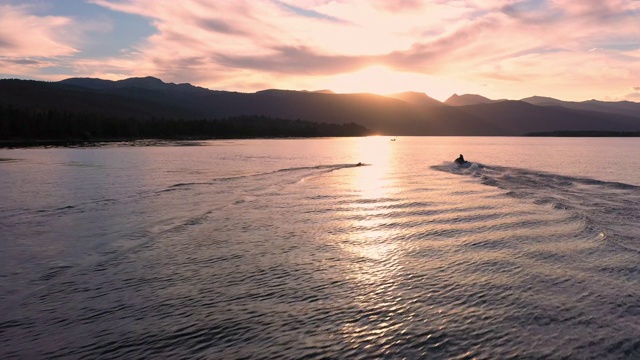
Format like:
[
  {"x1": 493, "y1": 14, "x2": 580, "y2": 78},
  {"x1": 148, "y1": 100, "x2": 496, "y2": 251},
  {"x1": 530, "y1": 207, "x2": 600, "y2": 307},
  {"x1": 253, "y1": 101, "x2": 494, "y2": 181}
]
[
  {"x1": 4, "y1": 131, "x2": 640, "y2": 149},
  {"x1": 524, "y1": 130, "x2": 640, "y2": 137},
  {"x1": 0, "y1": 135, "x2": 362, "y2": 148},
  {"x1": 0, "y1": 139, "x2": 213, "y2": 148}
]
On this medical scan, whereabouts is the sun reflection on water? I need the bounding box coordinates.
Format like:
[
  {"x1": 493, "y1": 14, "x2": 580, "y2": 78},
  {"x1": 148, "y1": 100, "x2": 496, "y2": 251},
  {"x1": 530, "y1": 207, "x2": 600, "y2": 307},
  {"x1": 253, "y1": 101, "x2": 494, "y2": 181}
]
[
  {"x1": 336, "y1": 136, "x2": 409, "y2": 346},
  {"x1": 350, "y1": 136, "x2": 396, "y2": 200},
  {"x1": 343, "y1": 136, "x2": 399, "y2": 263}
]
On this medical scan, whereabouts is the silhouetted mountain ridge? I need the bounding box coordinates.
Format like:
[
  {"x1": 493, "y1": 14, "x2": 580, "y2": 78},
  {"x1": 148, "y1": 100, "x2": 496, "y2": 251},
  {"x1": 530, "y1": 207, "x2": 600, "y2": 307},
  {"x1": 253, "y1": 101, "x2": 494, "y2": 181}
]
[
  {"x1": 445, "y1": 93, "x2": 502, "y2": 106},
  {"x1": 59, "y1": 76, "x2": 213, "y2": 95},
  {"x1": 1, "y1": 77, "x2": 639, "y2": 136},
  {"x1": 520, "y1": 96, "x2": 640, "y2": 119},
  {"x1": 388, "y1": 92, "x2": 444, "y2": 108},
  {"x1": 454, "y1": 100, "x2": 640, "y2": 135}
]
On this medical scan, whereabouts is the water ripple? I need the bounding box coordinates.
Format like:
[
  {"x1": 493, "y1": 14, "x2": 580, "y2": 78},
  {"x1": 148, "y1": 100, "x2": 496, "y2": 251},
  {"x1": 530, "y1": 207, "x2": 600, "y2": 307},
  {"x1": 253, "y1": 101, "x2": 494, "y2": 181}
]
[{"x1": 2, "y1": 158, "x2": 640, "y2": 359}]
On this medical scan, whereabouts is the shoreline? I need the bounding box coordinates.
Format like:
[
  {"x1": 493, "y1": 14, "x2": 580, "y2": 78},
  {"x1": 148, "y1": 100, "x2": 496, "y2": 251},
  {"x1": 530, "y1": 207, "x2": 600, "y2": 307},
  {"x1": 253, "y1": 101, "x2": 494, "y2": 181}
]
[
  {"x1": 0, "y1": 139, "x2": 210, "y2": 148},
  {"x1": 0, "y1": 135, "x2": 366, "y2": 148},
  {"x1": 524, "y1": 130, "x2": 640, "y2": 137},
  {"x1": 4, "y1": 132, "x2": 640, "y2": 149}
]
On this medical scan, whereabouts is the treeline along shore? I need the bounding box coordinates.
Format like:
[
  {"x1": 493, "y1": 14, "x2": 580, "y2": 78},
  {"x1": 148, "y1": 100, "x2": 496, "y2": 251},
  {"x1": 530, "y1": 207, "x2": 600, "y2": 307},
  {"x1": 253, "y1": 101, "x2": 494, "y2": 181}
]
[
  {"x1": 0, "y1": 105, "x2": 371, "y2": 147},
  {"x1": 525, "y1": 130, "x2": 640, "y2": 137}
]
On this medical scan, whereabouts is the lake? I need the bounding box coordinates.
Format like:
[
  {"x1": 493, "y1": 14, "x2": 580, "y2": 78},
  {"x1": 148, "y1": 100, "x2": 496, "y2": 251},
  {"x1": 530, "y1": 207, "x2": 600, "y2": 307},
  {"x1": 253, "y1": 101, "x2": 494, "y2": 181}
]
[{"x1": 1, "y1": 136, "x2": 640, "y2": 358}]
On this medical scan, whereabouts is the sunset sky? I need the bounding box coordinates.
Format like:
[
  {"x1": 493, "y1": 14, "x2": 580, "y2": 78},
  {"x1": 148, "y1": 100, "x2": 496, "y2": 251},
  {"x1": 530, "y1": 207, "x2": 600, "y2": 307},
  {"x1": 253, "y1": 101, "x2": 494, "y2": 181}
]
[{"x1": 1, "y1": 0, "x2": 639, "y2": 101}]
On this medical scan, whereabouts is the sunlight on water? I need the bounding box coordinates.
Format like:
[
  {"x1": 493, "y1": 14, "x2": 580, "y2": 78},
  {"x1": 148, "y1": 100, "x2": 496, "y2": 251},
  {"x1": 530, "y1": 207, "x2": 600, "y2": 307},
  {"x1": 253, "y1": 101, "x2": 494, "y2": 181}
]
[
  {"x1": 350, "y1": 136, "x2": 396, "y2": 199},
  {"x1": 335, "y1": 137, "x2": 412, "y2": 351}
]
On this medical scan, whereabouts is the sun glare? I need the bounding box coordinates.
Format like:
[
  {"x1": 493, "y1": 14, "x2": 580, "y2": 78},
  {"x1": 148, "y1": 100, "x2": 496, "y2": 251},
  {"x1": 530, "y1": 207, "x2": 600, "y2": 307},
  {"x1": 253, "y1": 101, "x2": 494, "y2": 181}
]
[
  {"x1": 320, "y1": 65, "x2": 456, "y2": 101},
  {"x1": 350, "y1": 136, "x2": 395, "y2": 199}
]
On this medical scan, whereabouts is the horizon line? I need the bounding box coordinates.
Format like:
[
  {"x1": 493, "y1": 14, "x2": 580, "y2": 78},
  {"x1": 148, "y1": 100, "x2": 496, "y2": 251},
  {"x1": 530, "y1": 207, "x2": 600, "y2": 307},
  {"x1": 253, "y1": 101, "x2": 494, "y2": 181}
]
[{"x1": 0, "y1": 74, "x2": 636, "y2": 105}]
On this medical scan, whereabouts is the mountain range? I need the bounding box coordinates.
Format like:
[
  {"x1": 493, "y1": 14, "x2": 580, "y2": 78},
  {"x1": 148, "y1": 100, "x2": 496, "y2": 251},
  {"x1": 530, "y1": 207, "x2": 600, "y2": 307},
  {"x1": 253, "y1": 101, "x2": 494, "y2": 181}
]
[{"x1": 1, "y1": 76, "x2": 639, "y2": 136}]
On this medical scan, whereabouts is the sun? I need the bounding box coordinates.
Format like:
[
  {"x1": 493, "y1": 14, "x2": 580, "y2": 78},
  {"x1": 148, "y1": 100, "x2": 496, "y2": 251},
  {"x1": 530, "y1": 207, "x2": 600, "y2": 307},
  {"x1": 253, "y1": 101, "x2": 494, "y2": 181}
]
[{"x1": 319, "y1": 65, "x2": 455, "y2": 101}]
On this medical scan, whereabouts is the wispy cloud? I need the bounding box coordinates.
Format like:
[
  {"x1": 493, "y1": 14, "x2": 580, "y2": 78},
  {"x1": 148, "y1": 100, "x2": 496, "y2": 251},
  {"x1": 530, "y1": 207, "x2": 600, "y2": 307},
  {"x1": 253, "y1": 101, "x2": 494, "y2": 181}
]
[
  {"x1": 274, "y1": 1, "x2": 352, "y2": 24},
  {"x1": 214, "y1": 46, "x2": 372, "y2": 75},
  {"x1": 624, "y1": 92, "x2": 640, "y2": 100},
  {"x1": 0, "y1": 4, "x2": 77, "y2": 57},
  {"x1": 372, "y1": 0, "x2": 426, "y2": 12},
  {"x1": 194, "y1": 17, "x2": 248, "y2": 36}
]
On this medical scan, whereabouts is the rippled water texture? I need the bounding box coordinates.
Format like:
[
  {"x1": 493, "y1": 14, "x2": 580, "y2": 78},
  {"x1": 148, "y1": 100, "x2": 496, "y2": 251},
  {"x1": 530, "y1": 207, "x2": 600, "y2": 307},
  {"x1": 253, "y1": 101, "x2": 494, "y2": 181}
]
[{"x1": 1, "y1": 137, "x2": 640, "y2": 358}]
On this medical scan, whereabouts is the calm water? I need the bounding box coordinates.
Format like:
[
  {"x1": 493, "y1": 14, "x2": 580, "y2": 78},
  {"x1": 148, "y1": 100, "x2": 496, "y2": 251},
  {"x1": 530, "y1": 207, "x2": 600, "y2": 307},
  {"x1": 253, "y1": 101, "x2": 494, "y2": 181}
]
[{"x1": 1, "y1": 137, "x2": 640, "y2": 359}]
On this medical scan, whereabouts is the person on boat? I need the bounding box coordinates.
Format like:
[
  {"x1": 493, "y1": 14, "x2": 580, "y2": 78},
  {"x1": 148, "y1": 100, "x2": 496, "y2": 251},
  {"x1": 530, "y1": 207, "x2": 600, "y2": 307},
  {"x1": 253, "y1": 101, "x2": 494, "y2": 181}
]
[
  {"x1": 454, "y1": 154, "x2": 466, "y2": 165},
  {"x1": 356, "y1": 162, "x2": 363, "y2": 166}
]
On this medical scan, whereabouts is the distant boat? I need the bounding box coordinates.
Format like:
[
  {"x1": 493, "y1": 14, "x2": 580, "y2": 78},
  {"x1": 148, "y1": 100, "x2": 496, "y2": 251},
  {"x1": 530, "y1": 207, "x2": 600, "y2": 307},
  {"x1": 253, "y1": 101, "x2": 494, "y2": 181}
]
[{"x1": 390, "y1": 137, "x2": 397, "y2": 141}]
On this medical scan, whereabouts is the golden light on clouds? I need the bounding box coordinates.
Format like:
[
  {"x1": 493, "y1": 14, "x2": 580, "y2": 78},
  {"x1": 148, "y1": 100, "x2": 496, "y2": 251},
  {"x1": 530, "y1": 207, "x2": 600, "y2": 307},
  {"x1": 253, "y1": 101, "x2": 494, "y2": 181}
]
[
  {"x1": 1, "y1": 0, "x2": 639, "y2": 101},
  {"x1": 320, "y1": 65, "x2": 478, "y2": 101}
]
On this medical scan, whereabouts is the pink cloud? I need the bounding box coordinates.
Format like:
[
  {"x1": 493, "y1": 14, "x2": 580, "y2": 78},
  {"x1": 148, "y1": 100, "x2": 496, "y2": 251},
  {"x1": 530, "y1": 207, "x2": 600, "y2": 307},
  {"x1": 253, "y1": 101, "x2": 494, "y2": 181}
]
[
  {"x1": 83, "y1": 0, "x2": 640, "y2": 100},
  {"x1": 3, "y1": 0, "x2": 639, "y2": 102},
  {"x1": 372, "y1": 0, "x2": 425, "y2": 12},
  {"x1": 623, "y1": 92, "x2": 640, "y2": 101},
  {"x1": 0, "y1": 4, "x2": 77, "y2": 58}
]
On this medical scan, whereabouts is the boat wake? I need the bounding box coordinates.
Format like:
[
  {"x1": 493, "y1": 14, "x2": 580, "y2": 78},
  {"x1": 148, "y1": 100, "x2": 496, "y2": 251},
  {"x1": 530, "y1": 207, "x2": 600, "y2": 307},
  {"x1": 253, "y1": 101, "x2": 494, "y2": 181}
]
[
  {"x1": 167, "y1": 163, "x2": 366, "y2": 189},
  {"x1": 432, "y1": 162, "x2": 640, "y2": 253}
]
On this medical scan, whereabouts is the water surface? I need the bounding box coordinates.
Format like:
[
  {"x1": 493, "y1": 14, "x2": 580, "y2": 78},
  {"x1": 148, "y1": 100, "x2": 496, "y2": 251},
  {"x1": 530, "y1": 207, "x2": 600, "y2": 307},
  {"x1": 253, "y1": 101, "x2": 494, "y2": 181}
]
[{"x1": 1, "y1": 137, "x2": 640, "y2": 358}]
